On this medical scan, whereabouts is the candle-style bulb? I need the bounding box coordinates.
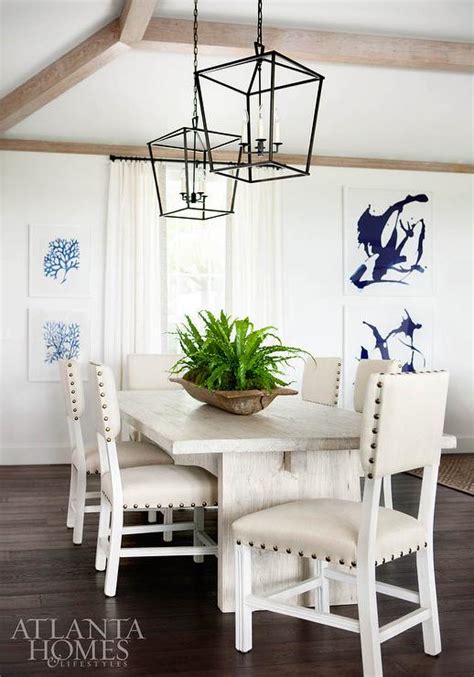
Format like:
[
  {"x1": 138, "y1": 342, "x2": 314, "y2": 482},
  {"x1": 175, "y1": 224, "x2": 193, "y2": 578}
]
[
  {"x1": 241, "y1": 110, "x2": 249, "y2": 140},
  {"x1": 257, "y1": 104, "x2": 265, "y2": 140},
  {"x1": 180, "y1": 167, "x2": 186, "y2": 194},
  {"x1": 274, "y1": 108, "x2": 281, "y2": 144}
]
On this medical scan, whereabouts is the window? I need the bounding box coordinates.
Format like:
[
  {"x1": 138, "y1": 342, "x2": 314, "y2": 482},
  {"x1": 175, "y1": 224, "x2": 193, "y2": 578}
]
[{"x1": 163, "y1": 167, "x2": 230, "y2": 351}]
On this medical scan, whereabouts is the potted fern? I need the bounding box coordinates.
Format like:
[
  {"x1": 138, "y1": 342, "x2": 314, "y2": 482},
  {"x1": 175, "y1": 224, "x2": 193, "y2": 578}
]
[{"x1": 169, "y1": 310, "x2": 308, "y2": 415}]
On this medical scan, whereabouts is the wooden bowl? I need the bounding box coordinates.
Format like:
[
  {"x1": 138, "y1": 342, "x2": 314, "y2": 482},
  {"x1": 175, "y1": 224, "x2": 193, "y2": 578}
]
[{"x1": 169, "y1": 377, "x2": 297, "y2": 415}]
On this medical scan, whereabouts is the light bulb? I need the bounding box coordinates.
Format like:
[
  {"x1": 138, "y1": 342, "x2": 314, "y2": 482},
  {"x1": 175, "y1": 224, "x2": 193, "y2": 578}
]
[
  {"x1": 274, "y1": 109, "x2": 281, "y2": 144},
  {"x1": 241, "y1": 110, "x2": 249, "y2": 140},
  {"x1": 257, "y1": 104, "x2": 265, "y2": 140}
]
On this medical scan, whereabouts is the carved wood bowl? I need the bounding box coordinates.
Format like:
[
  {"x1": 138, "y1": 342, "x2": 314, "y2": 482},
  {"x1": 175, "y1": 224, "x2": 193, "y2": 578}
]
[{"x1": 169, "y1": 377, "x2": 298, "y2": 415}]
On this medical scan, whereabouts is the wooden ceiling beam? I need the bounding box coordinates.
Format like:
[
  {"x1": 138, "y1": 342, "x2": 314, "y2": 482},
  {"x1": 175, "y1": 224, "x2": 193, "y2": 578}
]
[
  {"x1": 0, "y1": 1, "x2": 158, "y2": 132},
  {"x1": 0, "y1": 20, "x2": 128, "y2": 133},
  {"x1": 140, "y1": 17, "x2": 474, "y2": 73},
  {"x1": 120, "y1": 0, "x2": 158, "y2": 45},
  {"x1": 1, "y1": 138, "x2": 472, "y2": 174}
]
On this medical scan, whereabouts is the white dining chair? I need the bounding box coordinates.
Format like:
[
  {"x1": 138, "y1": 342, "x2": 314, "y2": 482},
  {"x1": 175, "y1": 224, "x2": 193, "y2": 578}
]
[
  {"x1": 354, "y1": 359, "x2": 402, "y2": 509},
  {"x1": 301, "y1": 356, "x2": 342, "y2": 406},
  {"x1": 233, "y1": 370, "x2": 449, "y2": 677},
  {"x1": 127, "y1": 353, "x2": 182, "y2": 529},
  {"x1": 91, "y1": 362, "x2": 218, "y2": 597},
  {"x1": 59, "y1": 359, "x2": 173, "y2": 545},
  {"x1": 127, "y1": 353, "x2": 183, "y2": 391}
]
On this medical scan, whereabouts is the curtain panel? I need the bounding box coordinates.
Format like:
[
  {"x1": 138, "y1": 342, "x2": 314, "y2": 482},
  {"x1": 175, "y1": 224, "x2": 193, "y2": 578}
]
[
  {"x1": 230, "y1": 172, "x2": 283, "y2": 331},
  {"x1": 104, "y1": 160, "x2": 165, "y2": 387}
]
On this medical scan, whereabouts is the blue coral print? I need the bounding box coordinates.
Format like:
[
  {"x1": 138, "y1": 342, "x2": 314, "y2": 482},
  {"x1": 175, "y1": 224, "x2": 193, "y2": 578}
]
[
  {"x1": 359, "y1": 309, "x2": 426, "y2": 373},
  {"x1": 43, "y1": 238, "x2": 80, "y2": 284},
  {"x1": 43, "y1": 321, "x2": 80, "y2": 364},
  {"x1": 350, "y1": 194, "x2": 428, "y2": 289}
]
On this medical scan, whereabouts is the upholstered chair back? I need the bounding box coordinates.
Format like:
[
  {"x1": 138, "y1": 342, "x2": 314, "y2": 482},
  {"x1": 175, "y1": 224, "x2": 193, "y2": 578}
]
[
  {"x1": 58, "y1": 359, "x2": 85, "y2": 420},
  {"x1": 127, "y1": 354, "x2": 182, "y2": 390},
  {"x1": 301, "y1": 357, "x2": 342, "y2": 406},
  {"x1": 353, "y1": 359, "x2": 402, "y2": 413},
  {"x1": 89, "y1": 363, "x2": 122, "y2": 441},
  {"x1": 359, "y1": 371, "x2": 449, "y2": 478}
]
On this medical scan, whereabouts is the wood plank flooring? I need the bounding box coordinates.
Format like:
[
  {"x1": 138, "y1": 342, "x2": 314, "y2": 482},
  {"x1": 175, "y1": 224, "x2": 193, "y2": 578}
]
[{"x1": 0, "y1": 465, "x2": 473, "y2": 676}]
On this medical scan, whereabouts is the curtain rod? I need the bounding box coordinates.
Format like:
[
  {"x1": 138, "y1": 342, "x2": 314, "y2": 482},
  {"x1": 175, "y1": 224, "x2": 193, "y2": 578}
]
[{"x1": 109, "y1": 154, "x2": 237, "y2": 166}]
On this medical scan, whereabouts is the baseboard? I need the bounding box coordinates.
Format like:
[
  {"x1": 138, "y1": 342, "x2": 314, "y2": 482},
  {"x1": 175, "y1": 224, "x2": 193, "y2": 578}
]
[
  {"x1": 445, "y1": 436, "x2": 474, "y2": 454},
  {"x1": 0, "y1": 444, "x2": 70, "y2": 465}
]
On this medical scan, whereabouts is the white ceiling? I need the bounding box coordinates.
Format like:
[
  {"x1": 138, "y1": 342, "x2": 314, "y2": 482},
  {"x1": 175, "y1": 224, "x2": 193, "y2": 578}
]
[
  {"x1": 1, "y1": 1, "x2": 473, "y2": 162},
  {"x1": 155, "y1": 0, "x2": 474, "y2": 42}
]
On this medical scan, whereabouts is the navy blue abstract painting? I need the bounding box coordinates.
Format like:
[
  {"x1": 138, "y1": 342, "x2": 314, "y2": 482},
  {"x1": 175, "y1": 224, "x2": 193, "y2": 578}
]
[
  {"x1": 43, "y1": 321, "x2": 80, "y2": 364},
  {"x1": 43, "y1": 238, "x2": 80, "y2": 284},
  {"x1": 359, "y1": 309, "x2": 425, "y2": 373},
  {"x1": 344, "y1": 304, "x2": 432, "y2": 403},
  {"x1": 344, "y1": 189, "x2": 431, "y2": 295}
]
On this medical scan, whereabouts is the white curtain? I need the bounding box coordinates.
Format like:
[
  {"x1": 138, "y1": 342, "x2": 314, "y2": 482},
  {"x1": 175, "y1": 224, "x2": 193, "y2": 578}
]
[
  {"x1": 229, "y1": 172, "x2": 283, "y2": 331},
  {"x1": 104, "y1": 160, "x2": 165, "y2": 387}
]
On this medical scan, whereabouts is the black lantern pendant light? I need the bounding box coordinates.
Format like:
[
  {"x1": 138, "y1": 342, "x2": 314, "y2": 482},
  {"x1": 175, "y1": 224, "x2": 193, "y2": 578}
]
[
  {"x1": 196, "y1": 0, "x2": 325, "y2": 183},
  {"x1": 147, "y1": 1, "x2": 241, "y2": 220}
]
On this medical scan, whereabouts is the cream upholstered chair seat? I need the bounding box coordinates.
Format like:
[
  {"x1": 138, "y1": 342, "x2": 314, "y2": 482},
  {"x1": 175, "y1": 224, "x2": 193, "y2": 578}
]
[
  {"x1": 72, "y1": 441, "x2": 173, "y2": 475},
  {"x1": 233, "y1": 498, "x2": 427, "y2": 569},
  {"x1": 101, "y1": 464, "x2": 218, "y2": 510}
]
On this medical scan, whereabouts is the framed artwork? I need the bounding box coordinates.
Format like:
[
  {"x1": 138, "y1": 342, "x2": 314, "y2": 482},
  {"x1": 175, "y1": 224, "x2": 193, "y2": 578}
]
[
  {"x1": 29, "y1": 224, "x2": 91, "y2": 297},
  {"x1": 28, "y1": 308, "x2": 90, "y2": 382},
  {"x1": 343, "y1": 303, "x2": 433, "y2": 407},
  {"x1": 343, "y1": 188, "x2": 432, "y2": 296}
]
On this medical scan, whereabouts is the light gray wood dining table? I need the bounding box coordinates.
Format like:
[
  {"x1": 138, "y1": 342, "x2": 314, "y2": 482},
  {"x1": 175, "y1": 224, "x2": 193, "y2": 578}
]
[{"x1": 118, "y1": 389, "x2": 456, "y2": 613}]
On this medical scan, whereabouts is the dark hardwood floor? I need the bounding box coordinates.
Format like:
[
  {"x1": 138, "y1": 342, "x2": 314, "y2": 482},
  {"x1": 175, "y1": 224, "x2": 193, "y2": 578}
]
[{"x1": 0, "y1": 466, "x2": 473, "y2": 676}]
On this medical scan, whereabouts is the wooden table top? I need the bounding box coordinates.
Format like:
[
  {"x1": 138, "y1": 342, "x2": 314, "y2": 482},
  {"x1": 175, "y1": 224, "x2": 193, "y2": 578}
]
[{"x1": 118, "y1": 390, "x2": 457, "y2": 456}]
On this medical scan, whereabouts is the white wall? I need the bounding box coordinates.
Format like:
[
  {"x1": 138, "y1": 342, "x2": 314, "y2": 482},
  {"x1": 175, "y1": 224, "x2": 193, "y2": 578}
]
[
  {"x1": 1, "y1": 152, "x2": 472, "y2": 463},
  {"x1": 282, "y1": 167, "x2": 474, "y2": 452},
  {"x1": 0, "y1": 151, "x2": 109, "y2": 463}
]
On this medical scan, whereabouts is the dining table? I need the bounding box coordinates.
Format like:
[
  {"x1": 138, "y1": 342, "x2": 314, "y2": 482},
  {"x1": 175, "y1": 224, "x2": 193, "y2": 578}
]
[{"x1": 118, "y1": 389, "x2": 456, "y2": 613}]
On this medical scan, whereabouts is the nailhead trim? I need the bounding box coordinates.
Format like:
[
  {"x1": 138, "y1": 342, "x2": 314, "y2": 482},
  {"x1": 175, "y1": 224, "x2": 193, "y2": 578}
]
[
  {"x1": 325, "y1": 555, "x2": 331, "y2": 562},
  {"x1": 311, "y1": 553, "x2": 317, "y2": 559},
  {"x1": 286, "y1": 548, "x2": 291, "y2": 554},
  {"x1": 298, "y1": 550, "x2": 304, "y2": 557},
  {"x1": 236, "y1": 540, "x2": 241, "y2": 545},
  {"x1": 260, "y1": 544, "x2": 266, "y2": 549},
  {"x1": 273, "y1": 545, "x2": 278, "y2": 551}
]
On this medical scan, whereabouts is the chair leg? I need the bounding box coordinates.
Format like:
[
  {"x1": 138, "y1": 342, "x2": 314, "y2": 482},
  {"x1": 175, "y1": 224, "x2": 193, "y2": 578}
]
[
  {"x1": 416, "y1": 545, "x2": 441, "y2": 655},
  {"x1": 104, "y1": 508, "x2": 123, "y2": 597},
  {"x1": 383, "y1": 476, "x2": 393, "y2": 509},
  {"x1": 193, "y1": 507, "x2": 204, "y2": 563},
  {"x1": 235, "y1": 544, "x2": 253, "y2": 653},
  {"x1": 357, "y1": 566, "x2": 383, "y2": 676},
  {"x1": 147, "y1": 510, "x2": 157, "y2": 523},
  {"x1": 66, "y1": 465, "x2": 77, "y2": 528},
  {"x1": 163, "y1": 507, "x2": 173, "y2": 542},
  {"x1": 316, "y1": 560, "x2": 330, "y2": 613},
  {"x1": 95, "y1": 498, "x2": 111, "y2": 571},
  {"x1": 72, "y1": 468, "x2": 87, "y2": 545}
]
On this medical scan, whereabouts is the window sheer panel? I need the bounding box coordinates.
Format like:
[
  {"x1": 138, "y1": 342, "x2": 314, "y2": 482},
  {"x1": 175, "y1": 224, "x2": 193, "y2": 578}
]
[
  {"x1": 104, "y1": 161, "x2": 165, "y2": 386},
  {"x1": 165, "y1": 167, "x2": 228, "y2": 352}
]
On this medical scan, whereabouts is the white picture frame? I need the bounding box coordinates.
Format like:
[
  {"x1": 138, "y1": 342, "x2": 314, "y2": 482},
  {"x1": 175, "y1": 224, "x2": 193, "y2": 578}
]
[
  {"x1": 29, "y1": 224, "x2": 91, "y2": 298},
  {"x1": 28, "y1": 308, "x2": 90, "y2": 382},
  {"x1": 343, "y1": 188, "x2": 433, "y2": 297},
  {"x1": 343, "y1": 303, "x2": 433, "y2": 408}
]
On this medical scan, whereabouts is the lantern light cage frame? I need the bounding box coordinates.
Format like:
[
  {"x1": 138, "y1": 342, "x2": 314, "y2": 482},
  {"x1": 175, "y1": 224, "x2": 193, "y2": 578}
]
[
  {"x1": 196, "y1": 48, "x2": 325, "y2": 183},
  {"x1": 147, "y1": 125, "x2": 242, "y2": 220}
]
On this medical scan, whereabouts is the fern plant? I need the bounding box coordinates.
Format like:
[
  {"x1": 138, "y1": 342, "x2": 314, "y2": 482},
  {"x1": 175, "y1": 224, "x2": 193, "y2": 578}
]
[{"x1": 170, "y1": 310, "x2": 308, "y2": 392}]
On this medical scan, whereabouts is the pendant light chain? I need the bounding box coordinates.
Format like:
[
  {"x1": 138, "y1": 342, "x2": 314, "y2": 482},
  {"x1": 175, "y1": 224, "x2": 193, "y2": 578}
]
[
  {"x1": 192, "y1": 0, "x2": 199, "y2": 125},
  {"x1": 257, "y1": 0, "x2": 263, "y2": 47}
]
